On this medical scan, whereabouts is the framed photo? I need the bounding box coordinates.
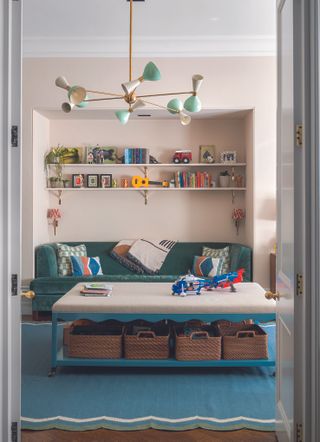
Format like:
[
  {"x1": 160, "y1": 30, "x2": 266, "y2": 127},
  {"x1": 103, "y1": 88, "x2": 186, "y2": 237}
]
[
  {"x1": 220, "y1": 151, "x2": 237, "y2": 164},
  {"x1": 86, "y1": 174, "x2": 99, "y2": 188},
  {"x1": 199, "y1": 145, "x2": 216, "y2": 163},
  {"x1": 72, "y1": 174, "x2": 85, "y2": 188},
  {"x1": 100, "y1": 174, "x2": 112, "y2": 188},
  {"x1": 87, "y1": 146, "x2": 117, "y2": 164}
]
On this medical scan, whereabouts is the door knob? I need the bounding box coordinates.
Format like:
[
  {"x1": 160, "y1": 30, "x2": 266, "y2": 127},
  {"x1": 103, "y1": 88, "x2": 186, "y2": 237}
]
[
  {"x1": 265, "y1": 291, "x2": 280, "y2": 301},
  {"x1": 21, "y1": 290, "x2": 35, "y2": 300}
]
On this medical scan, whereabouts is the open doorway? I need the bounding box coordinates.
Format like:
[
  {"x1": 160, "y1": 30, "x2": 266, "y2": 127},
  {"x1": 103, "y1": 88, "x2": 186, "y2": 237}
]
[{"x1": 20, "y1": 1, "x2": 278, "y2": 441}]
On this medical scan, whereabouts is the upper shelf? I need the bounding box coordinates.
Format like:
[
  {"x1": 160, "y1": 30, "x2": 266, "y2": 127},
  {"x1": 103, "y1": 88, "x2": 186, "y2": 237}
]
[{"x1": 47, "y1": 163, "x2": 247, "y2": 168}]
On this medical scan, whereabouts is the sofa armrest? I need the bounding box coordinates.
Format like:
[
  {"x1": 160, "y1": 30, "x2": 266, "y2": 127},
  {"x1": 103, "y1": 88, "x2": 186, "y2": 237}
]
[
  {"x1": 35, "y1": 245, "x2": 58, "y2": 277},
  {"x1": 230, "y1": 244, "x2": 252, "y2": 282}
]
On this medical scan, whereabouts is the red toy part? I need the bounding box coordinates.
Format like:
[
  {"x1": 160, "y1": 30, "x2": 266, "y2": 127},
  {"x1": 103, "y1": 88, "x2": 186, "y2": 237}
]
[{"x1": 216, "y1": 268, "x2": 245, "y2": 289}]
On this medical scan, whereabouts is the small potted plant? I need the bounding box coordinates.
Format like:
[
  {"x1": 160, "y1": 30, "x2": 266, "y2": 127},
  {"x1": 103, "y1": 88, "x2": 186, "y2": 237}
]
[{"x1": 219, "y1": 170, "x2": 230, "y2": 187}]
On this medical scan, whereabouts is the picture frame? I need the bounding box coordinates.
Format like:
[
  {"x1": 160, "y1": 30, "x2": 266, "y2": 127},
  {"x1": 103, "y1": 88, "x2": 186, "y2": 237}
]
[
  {"x1": 72, "y1": 174, "x2": 85, "y2": 188},
  {"x1": 100, "y1": 174, "x2": 112, "y2": 188},
  {"x1": 199, "y1": 145, "x2": 216, "y2": 163},
  {"x1": 220, "y1": 151, "x2": 237, "y2": 164},
  {"x1": 87, "y1": 146, "x2": 117, "y2": 164},
  {"x1": 86, "y1": 174, "x2": 99, "y2": 188}
]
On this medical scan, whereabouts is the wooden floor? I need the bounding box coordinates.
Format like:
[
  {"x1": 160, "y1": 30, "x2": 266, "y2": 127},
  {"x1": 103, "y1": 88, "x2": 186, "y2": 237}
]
[{"x1": 22, "y1": 429, "x2": 277, "y2": 442}]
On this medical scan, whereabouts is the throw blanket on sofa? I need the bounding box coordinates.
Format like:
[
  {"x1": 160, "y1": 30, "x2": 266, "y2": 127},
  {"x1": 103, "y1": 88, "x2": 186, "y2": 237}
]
[{"x1": 127, "y1": 239, "x2": 177, "y2": 274}]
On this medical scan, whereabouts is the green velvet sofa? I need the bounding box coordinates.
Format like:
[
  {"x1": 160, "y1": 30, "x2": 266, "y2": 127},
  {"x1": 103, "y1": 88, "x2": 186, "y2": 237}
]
[{"x1": 30, "y1": 242, "x2": 252, "y2": 318}]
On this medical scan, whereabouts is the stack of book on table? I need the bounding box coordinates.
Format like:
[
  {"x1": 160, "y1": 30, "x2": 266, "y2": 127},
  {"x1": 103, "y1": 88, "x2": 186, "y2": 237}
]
[{"x1": 80, "y1": 283, "x2": 113, "y2": 297}]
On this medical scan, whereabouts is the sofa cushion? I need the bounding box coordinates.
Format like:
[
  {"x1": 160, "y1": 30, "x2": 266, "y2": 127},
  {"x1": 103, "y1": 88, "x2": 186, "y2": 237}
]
[
  {"x1": 192, "y1": 256, "x2": 223, "y2": 277},
  {"x1": 71, "y1": 256, "x2": 103, "y2": 276},
  {"x1": 56, "y1": 243, "x2": 87, "y2": 276},
  {"x1": 202, "y1": 246, "x2": 230, "y2": 274}
]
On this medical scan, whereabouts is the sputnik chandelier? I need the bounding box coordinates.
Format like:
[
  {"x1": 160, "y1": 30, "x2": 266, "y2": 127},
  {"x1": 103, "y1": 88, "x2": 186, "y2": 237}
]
[{"x1": 55, "y1": 0, "x2": 204, "y2": 126}]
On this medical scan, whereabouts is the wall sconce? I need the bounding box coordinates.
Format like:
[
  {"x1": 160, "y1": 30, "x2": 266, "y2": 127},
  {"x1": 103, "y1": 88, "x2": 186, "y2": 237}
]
[{"x1": 47, "y1": 208, "x2": 61, "y2": 236}]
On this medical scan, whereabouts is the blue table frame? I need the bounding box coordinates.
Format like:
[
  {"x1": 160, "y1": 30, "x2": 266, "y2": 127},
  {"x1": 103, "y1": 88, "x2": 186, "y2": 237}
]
[{"x1": 50, "y1": 312, "x2": 276, "y2": 376}]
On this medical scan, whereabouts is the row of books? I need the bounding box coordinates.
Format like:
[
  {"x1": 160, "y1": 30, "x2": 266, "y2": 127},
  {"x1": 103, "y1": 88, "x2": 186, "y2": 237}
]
[
  {"x1": 174, "y1": 171, "x2": 213, "y2": 188},
  {"x1": 124, "y1": 148, "x2": 150, "y2": 164}
]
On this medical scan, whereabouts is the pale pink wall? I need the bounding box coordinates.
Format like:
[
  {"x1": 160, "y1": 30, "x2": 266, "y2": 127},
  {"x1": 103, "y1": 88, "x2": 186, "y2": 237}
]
[{"x1": 23, "y1": 57, "x2": 276, "y2": 286}]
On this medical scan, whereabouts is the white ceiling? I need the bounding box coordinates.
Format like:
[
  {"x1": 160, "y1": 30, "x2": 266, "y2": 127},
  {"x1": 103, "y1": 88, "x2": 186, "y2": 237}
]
[{"x1": 23, "y1": 0, "x2": 276, "y2": 57}]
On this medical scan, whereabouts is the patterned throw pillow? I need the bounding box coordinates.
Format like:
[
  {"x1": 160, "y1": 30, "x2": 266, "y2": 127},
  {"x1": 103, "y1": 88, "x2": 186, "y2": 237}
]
[
  {"x1": 71, "y1": 256, "x2": 103, "y2": 276},
  {"x1": 202, "y1": 246, "x2": 230, "y2": 275},
  {"x1": 56, "y1": 243, "x2": 87, "y2": 276},
  {"x1": 192, "y1": 256, "x2": 223, "y2": 277},
  {"x1": 110, "y1": 240, "x2": 144, "y2": 274}
]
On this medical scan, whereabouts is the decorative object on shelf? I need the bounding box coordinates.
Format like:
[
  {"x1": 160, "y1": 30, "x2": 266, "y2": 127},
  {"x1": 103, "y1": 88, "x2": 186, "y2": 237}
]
[
  {"x1": 121, "y1": 178, "x2": 129, "y2": 188},
  {"x1": 219, "y1": 170, "x2": 230, "y2": 188},
  {"x1": 55, "y1": 0, "x2": 203, "y2": 126},
  {"x1": 220, "y1": 151, "x2": 237, "y2": 164},
  {"x1": 48, "y1": 176, "x2": 62, "y2": 188},
  {"x1": 199, "y1": 145, "x2": 216, "y2": 163},
  {"x1": 235, "y1": 175, "x2": 244, "y2": 188},
  {"x1": 62, "y1": 177, "x2": 72, "y2": 188},
  {"x1": 149, "y1": 155, "x2": 160, "y2": 164},
  {"x1": 124, "y1": 147, "x2": 150, "y2": 164},
  {"x1": 47, "y1": 208, "x2": 61, "y2": 236},
  {"x1": 72, "y1": 174, "x2": 85, "y2": 188},
  {"x1": 100, "y1": 174, "x2": 112, "y2": 188},
  {"x1": 87, "y1": 146, "x2": 117, "y2": 164},
  {"x1": 131, "y1": 176, "x2": 170, "y2": 188},
  {"x1": 173, "y1": 150, "x2": 192, "y2": 164},
  {"x1": 232, "y1": 208, "x2": 245, "y2": 235},
  {"x1": 45, "y1": 146, "x2": 83, "y2": 165},
  {"x1": 86, "y1": 174, "x2": 99, "y2": 188},
  {"x1": 112, "y1": 179, "x2": 118, "y2": 188}
]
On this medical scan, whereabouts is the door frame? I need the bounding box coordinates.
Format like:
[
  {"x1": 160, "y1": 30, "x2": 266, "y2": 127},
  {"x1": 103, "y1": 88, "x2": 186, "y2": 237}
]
[
  {"x1": 0, "y1": 0, "x2": 22, "y2": 440},
  {"x1": 304, "y1": 0, "x2": 320, "y2": 440}
]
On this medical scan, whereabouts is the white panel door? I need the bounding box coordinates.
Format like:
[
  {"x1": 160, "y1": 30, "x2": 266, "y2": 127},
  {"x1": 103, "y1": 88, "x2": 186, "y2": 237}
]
[{"x1": 276, "y1": 0, "x2": 295, "y2": 440}]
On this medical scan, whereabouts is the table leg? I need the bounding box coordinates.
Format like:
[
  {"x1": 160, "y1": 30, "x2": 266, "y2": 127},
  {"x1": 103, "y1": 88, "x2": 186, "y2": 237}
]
[{"x1": 49, "y1": 313, "x2": 58, "y2": 377}]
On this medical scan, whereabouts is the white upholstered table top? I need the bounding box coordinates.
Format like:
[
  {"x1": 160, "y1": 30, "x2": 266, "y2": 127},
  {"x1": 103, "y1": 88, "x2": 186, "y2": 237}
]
[{"x1": 52, "y1": 282, "x2": 276, "y2": 315}]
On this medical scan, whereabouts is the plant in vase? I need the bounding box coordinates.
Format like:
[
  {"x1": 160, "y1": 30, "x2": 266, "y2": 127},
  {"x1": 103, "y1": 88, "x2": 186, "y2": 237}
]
[
  {"x1": 45, "y1": 146, "x2": 65, "y2": 187},
  {"x1": 219, "y1": 170, "x2": 230, "y2": 187},
  {"x1": 232, "y1": 208, "x2": 245, "y2": 235}
]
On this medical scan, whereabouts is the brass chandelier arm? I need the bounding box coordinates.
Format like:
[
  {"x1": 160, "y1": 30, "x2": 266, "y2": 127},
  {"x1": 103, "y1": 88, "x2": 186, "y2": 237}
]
[
  {"x1": 142, "y1": 99, "x2": 179, "y2": 114},
  {"x1": 86, "y1": 90, "x2": 124, "y2": 97},
  {"x1": 83, "y1": 96, "x2": 125, "y2": 102},
  {"x1": 137, "y1": 91, "x2": 193, "y2": 99}
]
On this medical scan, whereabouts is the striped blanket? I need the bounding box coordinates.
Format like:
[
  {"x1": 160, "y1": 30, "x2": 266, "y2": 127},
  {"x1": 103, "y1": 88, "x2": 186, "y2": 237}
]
[{"x1": 127, "y1": 239, "x2": 177, "y2": 274}]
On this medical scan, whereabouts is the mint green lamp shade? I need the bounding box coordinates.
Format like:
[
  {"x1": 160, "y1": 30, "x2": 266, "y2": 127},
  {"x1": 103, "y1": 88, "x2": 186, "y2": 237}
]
[
  {"x1": 143, "y1": 62, "x2": 161, "y2": 81},
  {"x1": 115, "y1": 110, "x2": 131, "y2": 125},
  {"x1": 184, "y1": 95, "x2": 202, "y2": 113},
  {"x1": 167, "y1": 98, "x2": 183, "y2": 114}
]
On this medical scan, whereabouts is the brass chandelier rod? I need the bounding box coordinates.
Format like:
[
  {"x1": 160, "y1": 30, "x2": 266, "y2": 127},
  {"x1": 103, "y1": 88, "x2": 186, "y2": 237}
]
[
  {"x1": 86, "y1": 89, "x2": 124, "y2": 97},
  {"x1": 84, "y1": 97, "x2": 125, "y2": 102},
  {"x1": 129, "y1": 0, "x2": 133, "y2": 81},
  {"x1": 137, "y1": 91, "x2": 193, "y2": 99}
]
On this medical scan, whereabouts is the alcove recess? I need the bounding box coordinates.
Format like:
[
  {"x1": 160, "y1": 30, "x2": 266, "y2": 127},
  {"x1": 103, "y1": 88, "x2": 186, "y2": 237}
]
[{"x1": 32, "y1": 107, "x2": 253, "y2": 250}]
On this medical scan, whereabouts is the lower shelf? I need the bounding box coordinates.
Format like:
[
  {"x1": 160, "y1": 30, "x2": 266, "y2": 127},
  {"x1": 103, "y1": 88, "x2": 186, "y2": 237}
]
[{"x1": 56, "y1": 348, "x2": 275, "y2": 368}]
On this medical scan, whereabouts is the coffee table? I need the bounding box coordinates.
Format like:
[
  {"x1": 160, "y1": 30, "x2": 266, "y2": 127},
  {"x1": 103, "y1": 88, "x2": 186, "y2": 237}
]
[{"x1": 50, "y1": 282, "x2": 276, "y2": 376}]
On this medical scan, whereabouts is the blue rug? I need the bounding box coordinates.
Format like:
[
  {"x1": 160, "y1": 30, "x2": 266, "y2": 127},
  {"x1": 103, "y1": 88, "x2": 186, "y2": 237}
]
[{"x1": 21, "y1": 323, "x2": 275, "y2": 432}]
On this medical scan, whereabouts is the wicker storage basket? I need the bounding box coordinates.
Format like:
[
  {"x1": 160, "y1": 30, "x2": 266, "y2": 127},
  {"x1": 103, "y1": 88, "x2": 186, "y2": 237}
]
[
  {"x1": 218, "y1": 322, "x2": 268, "y2": 360},
  {"x1": 174, "y1": 325, "x2": 221, "y2": 361},
  {"x1": 124, "y1": 323, "x2": 170, "y2": 360},
  {"x1": 67, "y1": 321, "x2": 123, "y2": 359}
]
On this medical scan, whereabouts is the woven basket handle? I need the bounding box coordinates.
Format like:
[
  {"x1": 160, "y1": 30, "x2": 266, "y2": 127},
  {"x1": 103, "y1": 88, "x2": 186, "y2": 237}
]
[
  {"x1": 190, "y1": 331, "x2": 209, "y2": 340},
  {"x1": 236, "y1": 330, "x2": 256, "y2": 338},
  {"x1": 137, "y1": 331, "x2": 156, "y2": 339}
]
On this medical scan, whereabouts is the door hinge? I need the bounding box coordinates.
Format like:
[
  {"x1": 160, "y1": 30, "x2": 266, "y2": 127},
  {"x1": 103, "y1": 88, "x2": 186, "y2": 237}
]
[
  {"x1": 296, "y1": 273, "x2": 303, "y2": 296},
  {"x1": 11, "y1": 274, "x2": 18, "y2": 296},
  {"x1": 296, "y1": 124, "x2": 303, "y2": 147},
  {"x1": 11, "y1": 125, "x2": 18, "y2": 147},
  {"x1": 11, "y1": 422, "x2": 18, "y2": 442},
  {"x1": 296, "y1": 423, "x2": 303, "y2": 442}
]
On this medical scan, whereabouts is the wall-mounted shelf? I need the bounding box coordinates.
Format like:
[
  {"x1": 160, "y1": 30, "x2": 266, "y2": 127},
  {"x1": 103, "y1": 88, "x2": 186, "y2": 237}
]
[
  {"x1": 47, "y1": 187, "x2": 246, "y2": 205},
  {"x1": 46, "y1": 163, "x2": 247, "y2": 168}
]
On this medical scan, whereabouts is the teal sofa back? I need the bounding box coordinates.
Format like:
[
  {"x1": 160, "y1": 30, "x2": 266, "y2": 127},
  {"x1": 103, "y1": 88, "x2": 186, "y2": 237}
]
[
  {"x1": 31, "y1": 242, "x2": 252, "y2": 313},
  {"x1": 35, "y1": 242, "x2": 252, "y2": 280}
]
